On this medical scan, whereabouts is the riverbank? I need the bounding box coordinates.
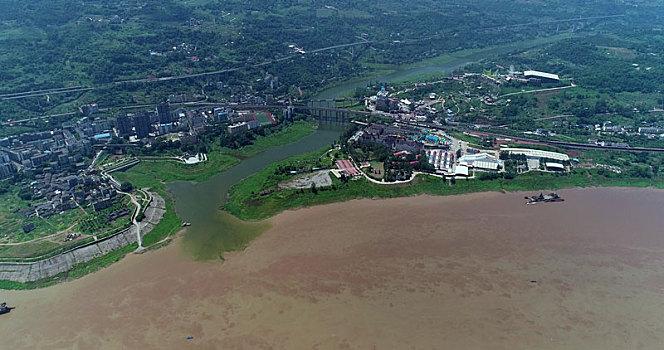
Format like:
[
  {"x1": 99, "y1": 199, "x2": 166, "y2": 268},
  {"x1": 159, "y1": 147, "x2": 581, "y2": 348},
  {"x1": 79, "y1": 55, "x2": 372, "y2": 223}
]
[
  {"x1": 0, "y1": 191, "x2": 166, "y2": 289},
  {"x1": 221, "y1": 120, "x2": 318, "y2": 159},
  {"x1": 225, "y1": 147, "x2": 664, "y2": 220},
  {"x1": 4, "y1": 187, "x2": 664, "y2": 349}
]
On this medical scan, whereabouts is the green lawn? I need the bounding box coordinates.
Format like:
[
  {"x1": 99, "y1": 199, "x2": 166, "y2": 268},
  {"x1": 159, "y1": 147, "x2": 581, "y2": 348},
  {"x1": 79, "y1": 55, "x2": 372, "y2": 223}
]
[
  {"x1": 0, "y1": 240, "x2": 63, "y2": 260},
  {"x1": 114, "y1": 121, "x2": 318, "y2": 187},
  {"x1": 220, "y1": 120, "x2": 318, "y2": 158},
  {"x1": 116, "y1": 152, "x2": 240, "y2": 187}
]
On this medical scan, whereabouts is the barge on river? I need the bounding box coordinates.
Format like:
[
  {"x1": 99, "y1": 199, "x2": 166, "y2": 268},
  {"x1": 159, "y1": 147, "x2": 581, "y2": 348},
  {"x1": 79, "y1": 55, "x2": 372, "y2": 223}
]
[
  {"x1": 0, "y1": 302, "x2": 15, "y2": 315},
  {"x1": 525, "y1": 192, "x2": 564, "y2": 205}
]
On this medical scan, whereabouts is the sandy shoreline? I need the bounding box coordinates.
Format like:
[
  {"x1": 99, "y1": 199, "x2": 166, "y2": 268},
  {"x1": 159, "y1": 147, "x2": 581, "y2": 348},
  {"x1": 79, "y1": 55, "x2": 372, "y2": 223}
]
[{"x1": 4, "y1": 187, "x2": 664, "y2": 349}]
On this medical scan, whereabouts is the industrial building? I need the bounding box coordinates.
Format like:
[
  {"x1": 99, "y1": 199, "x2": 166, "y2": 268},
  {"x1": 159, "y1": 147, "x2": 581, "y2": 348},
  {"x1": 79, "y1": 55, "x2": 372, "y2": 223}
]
[
  {"x1": 458, "y1": 153, "x2": 503, "y2": 171},
  {"x1": 501, "y1": 148, "x2": 569, "y2": 162},
  {"x1": 501, "y1": 147, "x2": 570, "y2": 172},
  {"x1": 425, "y1": 149, "x2": 454, "y2": 171},
  {"x1": 523, "y1": 70, "x2": 560, "y2": 82}
]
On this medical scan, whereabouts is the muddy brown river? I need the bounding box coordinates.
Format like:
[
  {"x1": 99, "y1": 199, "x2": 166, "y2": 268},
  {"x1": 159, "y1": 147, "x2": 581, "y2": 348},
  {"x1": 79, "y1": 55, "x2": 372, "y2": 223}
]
[{"x1": 4, "y1": 188, "x2": 664, "y2": 349}]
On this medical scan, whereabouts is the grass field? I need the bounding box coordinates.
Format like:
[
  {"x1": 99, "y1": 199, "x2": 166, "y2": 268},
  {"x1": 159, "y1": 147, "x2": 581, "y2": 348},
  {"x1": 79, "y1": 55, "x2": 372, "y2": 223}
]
[
  {"x1": 116, "y1": 152, "x2": 240, "y2": 186},
  {"x1": 141, "y1": 191, "x2": 182, "y2": 248},
  {"x1": 220, "y1": 120, "x2": 318, "y2": 158},
  {"x1": 114, "y1": 121, "x2": 317, "y2": 189}
]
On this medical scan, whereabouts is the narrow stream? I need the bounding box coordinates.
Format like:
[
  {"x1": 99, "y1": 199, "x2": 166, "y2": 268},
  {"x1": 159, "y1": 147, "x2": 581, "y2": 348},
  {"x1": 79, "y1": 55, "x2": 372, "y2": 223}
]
[{"x1": 168, "y1": 127, "x2": 341, "y2": 259}]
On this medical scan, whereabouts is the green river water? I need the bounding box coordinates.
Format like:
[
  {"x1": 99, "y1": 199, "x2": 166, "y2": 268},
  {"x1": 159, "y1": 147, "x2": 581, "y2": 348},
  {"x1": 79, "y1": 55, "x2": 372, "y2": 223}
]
[{"x1": 168, "y1": 127, "x2": 341, "y2": 260}]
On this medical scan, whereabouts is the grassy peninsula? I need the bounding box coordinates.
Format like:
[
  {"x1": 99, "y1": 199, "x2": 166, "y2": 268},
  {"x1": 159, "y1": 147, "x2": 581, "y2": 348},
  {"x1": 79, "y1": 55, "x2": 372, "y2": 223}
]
[{"x1": 225, "y1": 148, "x2": 664, "y2": 220}]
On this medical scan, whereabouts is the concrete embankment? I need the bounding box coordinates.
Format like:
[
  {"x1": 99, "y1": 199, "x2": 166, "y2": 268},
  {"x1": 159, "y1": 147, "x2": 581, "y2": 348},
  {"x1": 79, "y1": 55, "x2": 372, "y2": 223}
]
[{"x1": 0, "y1": 192, "x2": 166, "y2": 283}]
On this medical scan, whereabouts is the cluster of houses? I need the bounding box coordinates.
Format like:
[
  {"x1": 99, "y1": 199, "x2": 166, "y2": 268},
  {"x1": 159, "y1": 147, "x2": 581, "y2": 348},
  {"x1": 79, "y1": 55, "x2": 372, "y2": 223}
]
[
  {"x1": 110, "y1": 101, "x2": 281, "y2": 143},
  {"x1": 0, "y1": 127, "x2": 93, "y2": 180},
  {"x1": 1, "y1": 99, "x2": 288, "y2": 180},
  {"x1": 226, "y1": 111, "x2": 276, "y2": 134},
  {"x1": 352, "y1": 123, "x2": 505, "y2": 178},
  {"x1": 17, "y1": 171, "x2": 119, "y2": 222},
  {"x1": 596, "y1": 121, "x2": 664, "y2": 139},
  {"x1": 368, "y1": 87, "x2": 440, "y2": 122},
  {"x1": 359, "y1": 124, "x2": 425, "y2": 153},
  {"x1": 351, "y1": 122, "x2": 574, "y2": 179},
  {"x1": 366, "y1": 72, "x2": 514, "y2": 124},
  {"x1": 0, "y1": 112, "x2": 129, "y2": 233}
]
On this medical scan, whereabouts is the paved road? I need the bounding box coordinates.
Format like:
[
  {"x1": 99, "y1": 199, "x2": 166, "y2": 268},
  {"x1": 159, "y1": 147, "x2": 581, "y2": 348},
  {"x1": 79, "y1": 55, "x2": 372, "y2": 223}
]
[{"x1": 499, "y1": 84, "x2": 576, "y2": 98}]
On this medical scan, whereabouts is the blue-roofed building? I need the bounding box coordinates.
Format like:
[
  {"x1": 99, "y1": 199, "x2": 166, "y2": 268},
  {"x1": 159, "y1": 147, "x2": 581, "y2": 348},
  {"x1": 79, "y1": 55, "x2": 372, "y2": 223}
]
[{"x1": 158, "y1": 123, "x2": 173, "y2": 135}]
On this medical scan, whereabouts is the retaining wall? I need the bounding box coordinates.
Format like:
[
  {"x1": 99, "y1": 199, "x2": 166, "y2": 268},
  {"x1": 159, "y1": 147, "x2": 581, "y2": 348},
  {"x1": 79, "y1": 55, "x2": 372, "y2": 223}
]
[{"x1": 0, "y1": 192, "x2": 166, "y2": 283}]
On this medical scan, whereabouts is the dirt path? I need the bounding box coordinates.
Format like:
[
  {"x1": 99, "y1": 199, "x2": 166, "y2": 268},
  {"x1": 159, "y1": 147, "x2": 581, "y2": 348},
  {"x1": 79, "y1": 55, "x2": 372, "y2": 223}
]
[
  {"x1": 0, "y1": 223, "x2": 79, "y2": 247},
  {"x1": 117, "y1": 190, "x2": 146, "y2": 250}
]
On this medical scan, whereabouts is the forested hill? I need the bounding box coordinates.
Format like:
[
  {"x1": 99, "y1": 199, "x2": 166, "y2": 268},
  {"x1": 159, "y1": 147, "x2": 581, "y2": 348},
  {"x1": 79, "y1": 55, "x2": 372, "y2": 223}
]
[
  {"x1": 0, "y1": 0, "x2": 660, "y2": 123},
  {"x1": 0, "y1": 0, "x2": 651, "y2": 91}
]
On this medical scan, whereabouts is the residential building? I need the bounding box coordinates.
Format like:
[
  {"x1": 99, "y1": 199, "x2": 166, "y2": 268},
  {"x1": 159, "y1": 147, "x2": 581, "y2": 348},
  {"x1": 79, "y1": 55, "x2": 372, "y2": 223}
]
[
  {"x1": 157, "y1": 102, "x2": 172, "y2": 124},
  {"x1": 133, "y1": 112, "x2": 152, "y2": 139},
  {"x1": 115, "y1": 115, "x2": 132, "y2": 137}
]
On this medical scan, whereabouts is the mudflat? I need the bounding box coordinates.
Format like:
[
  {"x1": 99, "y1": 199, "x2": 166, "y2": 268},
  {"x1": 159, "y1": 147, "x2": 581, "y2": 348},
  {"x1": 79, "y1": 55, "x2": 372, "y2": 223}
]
[{"x1": 4, "y1": 188, "x2": 664, "y2": 349}]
